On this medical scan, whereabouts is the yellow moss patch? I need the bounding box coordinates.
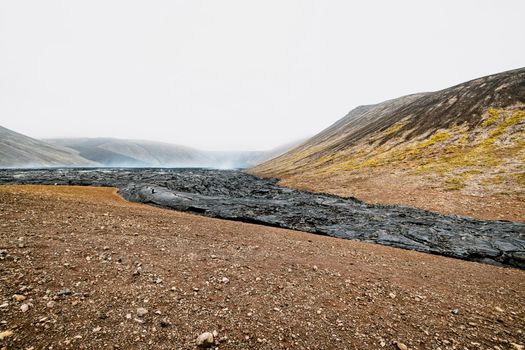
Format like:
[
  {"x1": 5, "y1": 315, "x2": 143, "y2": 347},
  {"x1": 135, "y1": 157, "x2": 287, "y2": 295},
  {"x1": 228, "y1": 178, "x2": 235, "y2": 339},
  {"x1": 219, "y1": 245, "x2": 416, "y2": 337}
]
[
  {"x1": 481, "y1": 107, "x2": 499, "y2": 127},
  {"x1": 381, "y1": 121, "x2": 407, "y2": 137},
  {"x1": 481, "y1": 175, "x2": 504, "y2": 186},
  {"x1": 407, "y1": 130, "x2": 451, "y2": 155},
  {"x1": 483, "y1": 109, "x2": 525, "y2": 146},
  {"x1": 514, "y1": 173, "x2": 525, "y2": 186},
  {"x1": 458, "y1": 134, "x2": 468, "y2": 144},
  {"x1": 444, "y1": 176, "x2": 466, "y2": 191},
  {"x1": 368, "y1": 120, "x2": 409, "y2": 143}
]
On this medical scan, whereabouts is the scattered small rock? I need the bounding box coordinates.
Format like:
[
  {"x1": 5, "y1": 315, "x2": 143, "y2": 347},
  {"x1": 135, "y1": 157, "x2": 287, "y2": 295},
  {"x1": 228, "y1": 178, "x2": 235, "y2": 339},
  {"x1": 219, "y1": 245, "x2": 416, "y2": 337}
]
[
  {"x1": 396, "y1": 341, "x2": 408, "y2": 350},
  {"x1": 136, "y1": 307, "x2": 148, "y2": 317},
  {"x1": 20, "y1": 303, "x2": 29, "y2": 312},
  {"x1": 160, "y1": 319, "x2": 171, "y2": 328},
  {"x1": 196, "y1": 332, "x2": 214, "y2": 348},
  {"x1": 57, "y1": 289, "x2": 72, "y2": 297},
  {"x1": 218, "y1": 335, "x2": 228, "y2": 343},
  {"x1": 0, "y1": 330, "x2": 14, "y2": 340},
  {"x1": 13, "y1": 294, "x2": 26, "y2": 302}
]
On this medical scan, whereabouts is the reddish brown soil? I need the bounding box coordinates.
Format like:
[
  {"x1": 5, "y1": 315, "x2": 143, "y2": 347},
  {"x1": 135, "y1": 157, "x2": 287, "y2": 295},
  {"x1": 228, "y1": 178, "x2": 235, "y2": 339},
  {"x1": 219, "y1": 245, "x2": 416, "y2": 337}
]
[
  {"x1": 278, "y1": 171, "x2": 525, "y2": 222},
  {"x1": 0, "y1": 185, "x2": 524, "y2": 349}
]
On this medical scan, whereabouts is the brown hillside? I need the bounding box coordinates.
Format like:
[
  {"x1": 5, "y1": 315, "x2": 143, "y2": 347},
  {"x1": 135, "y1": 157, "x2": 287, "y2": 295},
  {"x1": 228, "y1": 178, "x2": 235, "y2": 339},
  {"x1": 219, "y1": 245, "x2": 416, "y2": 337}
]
[{"x1": 251, "y1": 68, "x2": 525, "y2": 221}]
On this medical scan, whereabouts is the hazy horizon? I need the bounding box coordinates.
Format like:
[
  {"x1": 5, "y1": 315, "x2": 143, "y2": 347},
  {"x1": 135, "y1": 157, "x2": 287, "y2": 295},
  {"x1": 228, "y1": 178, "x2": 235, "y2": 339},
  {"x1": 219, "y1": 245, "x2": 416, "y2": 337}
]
[{"x1": 1, "y1": 0, "x2": 524, "y2": 151}]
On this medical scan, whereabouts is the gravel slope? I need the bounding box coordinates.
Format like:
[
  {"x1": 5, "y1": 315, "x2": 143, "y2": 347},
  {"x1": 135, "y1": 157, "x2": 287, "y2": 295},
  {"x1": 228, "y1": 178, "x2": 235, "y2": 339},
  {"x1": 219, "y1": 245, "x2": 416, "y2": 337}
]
[{"x1": 0, "y1": 185, "x2": 524, "y2": 349}]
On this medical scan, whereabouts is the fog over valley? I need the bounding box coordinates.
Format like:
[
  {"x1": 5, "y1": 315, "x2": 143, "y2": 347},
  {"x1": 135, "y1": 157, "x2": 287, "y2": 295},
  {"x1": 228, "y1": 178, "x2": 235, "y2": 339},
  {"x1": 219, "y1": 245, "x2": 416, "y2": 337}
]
[{"x1": 1, "y1": 1, "x2": 524, "y2": 152}]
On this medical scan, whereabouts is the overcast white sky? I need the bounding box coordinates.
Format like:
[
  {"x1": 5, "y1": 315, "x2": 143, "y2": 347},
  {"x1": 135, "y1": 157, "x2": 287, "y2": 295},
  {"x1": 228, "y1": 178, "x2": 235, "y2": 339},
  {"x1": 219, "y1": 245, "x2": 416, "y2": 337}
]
[{"x1": 1, "y1": 1, "x2": 524, "y2": 151}]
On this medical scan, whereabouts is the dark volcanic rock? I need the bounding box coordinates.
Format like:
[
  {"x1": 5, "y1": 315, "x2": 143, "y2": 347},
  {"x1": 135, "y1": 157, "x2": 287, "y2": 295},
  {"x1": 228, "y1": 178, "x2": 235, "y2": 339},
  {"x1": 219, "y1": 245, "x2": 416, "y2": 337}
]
[{"x1": 0, "y1": 168, "x2": 524, "y2": 268}]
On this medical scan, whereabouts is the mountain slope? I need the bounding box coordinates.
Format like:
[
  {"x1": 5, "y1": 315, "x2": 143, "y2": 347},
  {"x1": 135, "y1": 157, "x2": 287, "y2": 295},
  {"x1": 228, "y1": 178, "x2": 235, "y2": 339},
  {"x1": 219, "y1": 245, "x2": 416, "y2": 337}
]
[
  {"x1": 251, "y1": 67, "x2": 525, "y2": 221},
  {"x1": 45, "y1": 138, "x2": 214, "y2": 167},
  {"x1": 0, "y1": 126, "x2": 97, "y2": 168},
  {"x1": 46, "y1": 138, "x2": 304, "y2": 168}
]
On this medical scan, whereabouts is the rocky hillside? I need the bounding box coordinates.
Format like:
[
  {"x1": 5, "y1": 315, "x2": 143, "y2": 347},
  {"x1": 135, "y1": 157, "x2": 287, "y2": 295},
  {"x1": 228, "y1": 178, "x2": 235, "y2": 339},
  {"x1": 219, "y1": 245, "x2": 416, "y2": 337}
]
[
  {"x1": 251, "y1": 68, "x2": 525, "y2": 221},
  {"x1": 0, "y1": 126, "x2": 97, "y2": 168}
]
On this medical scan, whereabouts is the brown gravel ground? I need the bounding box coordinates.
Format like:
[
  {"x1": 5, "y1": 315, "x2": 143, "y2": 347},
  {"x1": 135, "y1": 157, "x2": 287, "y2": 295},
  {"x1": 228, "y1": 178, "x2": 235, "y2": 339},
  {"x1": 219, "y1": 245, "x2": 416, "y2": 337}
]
[{"x1": 0, "y1": 185, "x2": 524, "y2": 350}]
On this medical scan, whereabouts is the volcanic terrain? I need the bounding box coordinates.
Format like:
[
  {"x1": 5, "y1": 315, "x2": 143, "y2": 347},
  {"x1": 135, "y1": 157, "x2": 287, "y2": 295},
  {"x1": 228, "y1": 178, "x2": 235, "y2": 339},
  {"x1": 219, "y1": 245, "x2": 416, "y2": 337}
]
[
  {"x1": 0, "y1": 185, "x2": 524, "y2": 349},
  {"x1": 1, "y1": 168, "x2": 523, "y2": 269}
]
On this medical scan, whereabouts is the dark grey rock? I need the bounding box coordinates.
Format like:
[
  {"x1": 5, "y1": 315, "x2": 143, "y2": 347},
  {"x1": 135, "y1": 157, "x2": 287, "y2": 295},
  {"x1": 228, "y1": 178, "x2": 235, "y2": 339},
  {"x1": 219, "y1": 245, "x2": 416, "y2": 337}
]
[{"x1": 57, "y1": 289, "x2": 72, "y2": 297}]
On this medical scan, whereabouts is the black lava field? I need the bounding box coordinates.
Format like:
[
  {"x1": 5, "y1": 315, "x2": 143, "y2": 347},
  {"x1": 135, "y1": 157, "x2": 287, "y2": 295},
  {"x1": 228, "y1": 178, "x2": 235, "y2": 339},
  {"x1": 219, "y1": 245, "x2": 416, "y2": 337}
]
[{"x1": 1, "y1": 168, "x2": 524, "y2": 269}]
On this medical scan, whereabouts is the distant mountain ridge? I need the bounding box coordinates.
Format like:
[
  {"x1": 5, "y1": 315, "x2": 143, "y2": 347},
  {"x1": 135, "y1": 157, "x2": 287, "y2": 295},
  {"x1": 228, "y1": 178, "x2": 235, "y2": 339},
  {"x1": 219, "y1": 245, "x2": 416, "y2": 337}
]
[
  {"x1": 45, "y1": 138, "x2": 212, "y2": 168},
  {"x1": 0, "y1": 126, "x2": 98, "y2": 168},
  {"x1": 0, "y1": 125, "x2": 302, "y2": 169},
  {"x1": 45, "y1": 137, "x2": 302, "y2": 168}
]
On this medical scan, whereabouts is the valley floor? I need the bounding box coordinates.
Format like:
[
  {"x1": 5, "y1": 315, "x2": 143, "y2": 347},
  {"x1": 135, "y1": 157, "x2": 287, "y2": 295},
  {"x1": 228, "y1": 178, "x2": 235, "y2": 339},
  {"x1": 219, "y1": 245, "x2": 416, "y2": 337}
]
[
  {"x1": 277, "y1": 171, "x2": 525, "y2": 222},
  {"x1": 0, "y1": 185, "x2": 524, "y2": 349}
]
